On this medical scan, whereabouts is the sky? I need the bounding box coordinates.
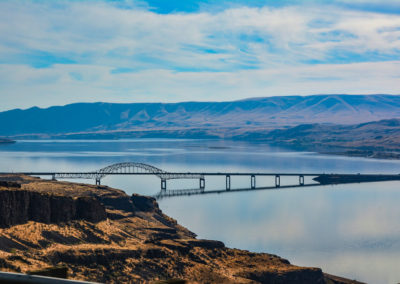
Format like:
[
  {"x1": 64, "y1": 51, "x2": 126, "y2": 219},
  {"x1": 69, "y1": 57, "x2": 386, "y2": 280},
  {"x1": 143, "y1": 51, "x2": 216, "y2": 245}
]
[{"x1": 1, "y1": 0, "x2": 400, "y2": 111}]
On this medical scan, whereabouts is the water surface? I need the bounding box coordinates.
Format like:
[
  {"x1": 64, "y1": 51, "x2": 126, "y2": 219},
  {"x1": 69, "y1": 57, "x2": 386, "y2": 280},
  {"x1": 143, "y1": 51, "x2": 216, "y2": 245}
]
[{"x1": 1, "y1": 139, "x2": 400, "y2": 283}]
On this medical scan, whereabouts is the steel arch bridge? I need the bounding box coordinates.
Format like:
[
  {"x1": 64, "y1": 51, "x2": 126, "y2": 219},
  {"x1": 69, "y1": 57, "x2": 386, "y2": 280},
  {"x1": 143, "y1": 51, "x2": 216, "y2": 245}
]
[
  {"x1": 97, "y1": 162, "x2": 203, "y2": 180},
  {"x1": 50, "y1": 162, "x2": 204, "y2": 185},
  {"x1": 98, "y1": 162, "x2": 167, "y2": 179},
  {"x1": 9, "y1": 162, "x2": 400, "y2": 194}
]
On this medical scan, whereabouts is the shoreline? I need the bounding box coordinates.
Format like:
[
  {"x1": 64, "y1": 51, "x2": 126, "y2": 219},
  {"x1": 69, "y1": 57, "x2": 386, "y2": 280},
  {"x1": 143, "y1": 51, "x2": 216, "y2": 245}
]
[
  {"x1": 0, "y1": 139, "x2": 15, "y2": 144},
  {"x1": 267, "y1": 142, "x2": 400, "y2": 160},
  {"x1": 8, "y1": 136, "x2": 400, "y2": 161},
  {"x1": 0, "y1": 174, "x2": 363, "y2": 283}
]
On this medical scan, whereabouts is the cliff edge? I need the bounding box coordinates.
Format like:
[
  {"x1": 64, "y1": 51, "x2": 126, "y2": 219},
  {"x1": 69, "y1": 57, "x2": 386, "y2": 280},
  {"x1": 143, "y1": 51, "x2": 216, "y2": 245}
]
[{"x1": 0, "y1": 175, "x2": 361, "y2": 283}]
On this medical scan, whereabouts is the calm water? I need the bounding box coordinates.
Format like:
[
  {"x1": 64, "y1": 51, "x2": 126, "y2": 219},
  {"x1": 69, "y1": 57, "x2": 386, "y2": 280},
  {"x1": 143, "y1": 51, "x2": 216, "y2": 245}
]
[{"x1": 1, "y1": 139, "x2": 400, "y2": 283}]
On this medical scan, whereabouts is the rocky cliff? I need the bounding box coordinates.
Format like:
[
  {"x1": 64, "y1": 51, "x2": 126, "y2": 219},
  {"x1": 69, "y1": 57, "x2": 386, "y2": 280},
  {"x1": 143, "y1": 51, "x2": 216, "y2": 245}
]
[
  {"x1": 0, "y1": 190, "x2": 106, "y2": 227},
  {"x1": 0, "y1": 175, "x2": 362, "y2": 283}
]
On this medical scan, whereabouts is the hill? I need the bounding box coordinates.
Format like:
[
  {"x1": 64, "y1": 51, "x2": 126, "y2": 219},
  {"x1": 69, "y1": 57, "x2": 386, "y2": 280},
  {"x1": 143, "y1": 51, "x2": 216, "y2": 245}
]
[
  {"x1": 2, "y1": 95, "x2": 400, "y2": 136},
  {"x1": 0, "y1": 175, "x2": 361, "y2": 283},
  {"x1": 256, "y1": 118, "x2": 400, "y2": 159}
]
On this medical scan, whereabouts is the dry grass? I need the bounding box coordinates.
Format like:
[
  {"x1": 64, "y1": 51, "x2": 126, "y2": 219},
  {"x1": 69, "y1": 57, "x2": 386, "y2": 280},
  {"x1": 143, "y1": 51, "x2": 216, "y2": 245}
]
[{"x1": 0, "y1": 175, "x2": 359, "y2": 283}]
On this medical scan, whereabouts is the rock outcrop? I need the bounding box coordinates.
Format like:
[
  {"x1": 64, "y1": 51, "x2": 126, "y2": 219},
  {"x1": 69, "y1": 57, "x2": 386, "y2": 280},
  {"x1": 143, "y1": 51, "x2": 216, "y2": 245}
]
[
  {"x1": 0, "y1": 190, "x2": 106, "y2": 227},
  {"x1": 0, "y1": 175, "x2": 363, "y2": 284}
]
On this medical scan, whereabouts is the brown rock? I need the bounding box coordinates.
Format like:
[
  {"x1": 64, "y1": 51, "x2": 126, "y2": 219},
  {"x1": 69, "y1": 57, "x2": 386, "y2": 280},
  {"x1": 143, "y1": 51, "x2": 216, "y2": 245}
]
[
  {"x1": 0, "y1": 190, "x2": 107, "y2": 227},
  {"x1": 131, "y1": 194, "x2": 160, "y2": 212},
  {"x1": 0, "y1": 175, "x2": 363, "y2": 284}
]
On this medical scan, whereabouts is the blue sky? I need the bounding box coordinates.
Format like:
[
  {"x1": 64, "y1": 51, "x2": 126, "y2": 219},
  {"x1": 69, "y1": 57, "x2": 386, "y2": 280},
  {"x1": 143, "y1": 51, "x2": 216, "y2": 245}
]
[{"x1": 0, "y1": 0, "x2": 400, "y2": 110}]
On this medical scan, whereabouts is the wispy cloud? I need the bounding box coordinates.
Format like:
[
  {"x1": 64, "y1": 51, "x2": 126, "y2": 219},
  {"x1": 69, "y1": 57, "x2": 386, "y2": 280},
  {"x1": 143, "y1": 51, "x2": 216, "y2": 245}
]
[{"x1": 0, "y1": 0, "x2": 400, "y2": 110}]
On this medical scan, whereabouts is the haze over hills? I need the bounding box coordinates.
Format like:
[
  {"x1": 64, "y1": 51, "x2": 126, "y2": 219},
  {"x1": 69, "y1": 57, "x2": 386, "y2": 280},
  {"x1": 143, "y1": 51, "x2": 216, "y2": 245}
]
[
  {"x1": 1, "y1": 94, "x2": 400, "y2": 137},
  {"x1": 253, "y1": 118, "x2": 400, "y2": 159}
]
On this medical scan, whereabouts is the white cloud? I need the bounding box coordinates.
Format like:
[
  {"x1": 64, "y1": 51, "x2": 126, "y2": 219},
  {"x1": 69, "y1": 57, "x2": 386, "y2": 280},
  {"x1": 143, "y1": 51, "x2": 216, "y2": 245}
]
[
  {"x1": 0, "y1": 1, "x2": 400, "y2": 109},
  {"x1": 1, "y1": 60, "x2": 399, "y2": 110},
  {"x1": 336, "y1": 0, "x2": 400, "y2": 3}
]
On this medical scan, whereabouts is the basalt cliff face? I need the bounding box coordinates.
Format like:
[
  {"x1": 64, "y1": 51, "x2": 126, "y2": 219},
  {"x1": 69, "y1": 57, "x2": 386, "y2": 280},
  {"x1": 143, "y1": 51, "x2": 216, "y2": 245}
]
[{"x1": 0, "y1": 175, "x2": 360, "y2": 283}]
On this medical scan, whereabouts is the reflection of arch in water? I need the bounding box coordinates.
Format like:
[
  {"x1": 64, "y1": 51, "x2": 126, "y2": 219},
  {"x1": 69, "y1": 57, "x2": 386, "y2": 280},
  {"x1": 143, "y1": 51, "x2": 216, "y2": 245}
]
[{"x1": 153, "y1": 183, "x2": 323, "y2": 200}]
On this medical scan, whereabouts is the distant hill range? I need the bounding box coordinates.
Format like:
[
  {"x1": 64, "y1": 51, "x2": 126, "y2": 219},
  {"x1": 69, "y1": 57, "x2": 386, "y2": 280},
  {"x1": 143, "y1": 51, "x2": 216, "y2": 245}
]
[
  {"x1": 1, "y1": 94, "x2": 400, "y2": 137},
  {"x1": 254, "y1": 118, "x2": 400, "y2": 159}
]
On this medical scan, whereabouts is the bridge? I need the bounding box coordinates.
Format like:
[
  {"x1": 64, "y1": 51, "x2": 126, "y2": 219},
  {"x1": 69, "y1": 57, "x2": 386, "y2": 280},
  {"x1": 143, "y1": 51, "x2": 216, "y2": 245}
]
[
  {"x1": 19, "y1": 162, "x2": 204, "y2": 188},
  {"x1": 8, "y1": 162, "x2": 400, "y2": 196}
]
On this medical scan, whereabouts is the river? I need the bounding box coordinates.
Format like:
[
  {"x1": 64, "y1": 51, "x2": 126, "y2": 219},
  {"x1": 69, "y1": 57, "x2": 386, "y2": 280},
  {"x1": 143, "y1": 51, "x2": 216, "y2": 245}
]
[{"x1": 1, "y1": 139, "x2": 400, "y2": 283}]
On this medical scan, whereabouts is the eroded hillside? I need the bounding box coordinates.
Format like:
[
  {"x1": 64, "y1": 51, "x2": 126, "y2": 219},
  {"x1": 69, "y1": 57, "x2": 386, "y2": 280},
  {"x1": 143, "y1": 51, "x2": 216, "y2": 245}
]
[{"x1": 0, "y1": 175, "x2": 360, "y2": 283}]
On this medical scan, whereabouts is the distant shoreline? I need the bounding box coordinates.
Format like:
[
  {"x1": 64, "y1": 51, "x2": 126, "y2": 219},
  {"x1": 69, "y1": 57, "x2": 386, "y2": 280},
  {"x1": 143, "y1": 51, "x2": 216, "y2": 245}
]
[
  {"x1": 8, "y1": 134, "x2": 400, "y2": 161},
  {"x1": 0, "y1": 138, "x2": 15, "y2": 144},
  {"x1": 278, "y1": 143, "x2": 400, "y2": 160}
]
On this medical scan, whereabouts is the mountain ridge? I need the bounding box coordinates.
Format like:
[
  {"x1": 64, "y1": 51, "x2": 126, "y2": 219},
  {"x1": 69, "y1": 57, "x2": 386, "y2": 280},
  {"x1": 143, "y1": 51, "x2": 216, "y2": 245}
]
[{"x1": 1, "y1": 94, "x2": 400, "y2": 136}]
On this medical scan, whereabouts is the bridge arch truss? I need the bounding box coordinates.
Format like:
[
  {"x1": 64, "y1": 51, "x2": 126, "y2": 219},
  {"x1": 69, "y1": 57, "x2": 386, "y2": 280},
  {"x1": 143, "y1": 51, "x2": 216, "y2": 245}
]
[{"x1": 53, "y1": 162, "x2": 203, "y2": 182}]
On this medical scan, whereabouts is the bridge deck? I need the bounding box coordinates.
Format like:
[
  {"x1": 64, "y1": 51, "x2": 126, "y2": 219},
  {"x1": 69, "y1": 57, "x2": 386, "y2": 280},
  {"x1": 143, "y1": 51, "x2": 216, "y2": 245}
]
[
  {"x1": 6, "y1": 172, "x2": 400, "y2": 177},
  {"x1": 1, "y1": 162, "x2": 399, "y2": 193},
  {"x1": 0, "y1": 169, "x2": 400, "y2": 198}
]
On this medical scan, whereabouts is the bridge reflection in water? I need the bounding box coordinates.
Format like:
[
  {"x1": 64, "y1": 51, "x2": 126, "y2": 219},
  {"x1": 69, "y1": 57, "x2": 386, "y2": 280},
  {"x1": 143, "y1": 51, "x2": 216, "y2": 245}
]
[
  {"x1": 11, "y1": 162, "x2": 400, "y2": 199},
  {"x1": 153, "y1": 183, "x2": 323, "y2": 199}
]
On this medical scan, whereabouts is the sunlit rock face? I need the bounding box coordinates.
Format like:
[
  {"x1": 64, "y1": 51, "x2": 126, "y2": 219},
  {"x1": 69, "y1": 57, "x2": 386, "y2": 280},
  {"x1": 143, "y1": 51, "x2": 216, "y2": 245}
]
[
  {"x1": 0, "y1": 174, "x2": 351, "y2": 284},
  {"x1": 0, "y1": 190, "x2": 106, "y2": 227}
]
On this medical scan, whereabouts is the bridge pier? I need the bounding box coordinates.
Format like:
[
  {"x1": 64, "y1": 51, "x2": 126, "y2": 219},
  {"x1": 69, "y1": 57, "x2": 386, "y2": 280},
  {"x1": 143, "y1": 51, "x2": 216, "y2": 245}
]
[
  {"x1": 251, "y1": 175, "x2": 256, "y2": 189},
  {"x1": 226, "y1": 175, "x2": 231, "y2": 191},
  {"x1": 275, "y1": 175, "x2": 280, "y2": 188},
  {"x1": 161, "y1": 179, "x2": 167, "y2": 191},
  {"x1": 199, "y1": 177, "x2": 205, "y2": 189},
  {"x1": 299, "y1": 175, "x2": 304, "y2": 186},
  {"x1": 51, "y1": 174, "x2": 56, "y2": 181},
  {"x1": 96, "y1": 178, "x2": 101, "y2": 185}
]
